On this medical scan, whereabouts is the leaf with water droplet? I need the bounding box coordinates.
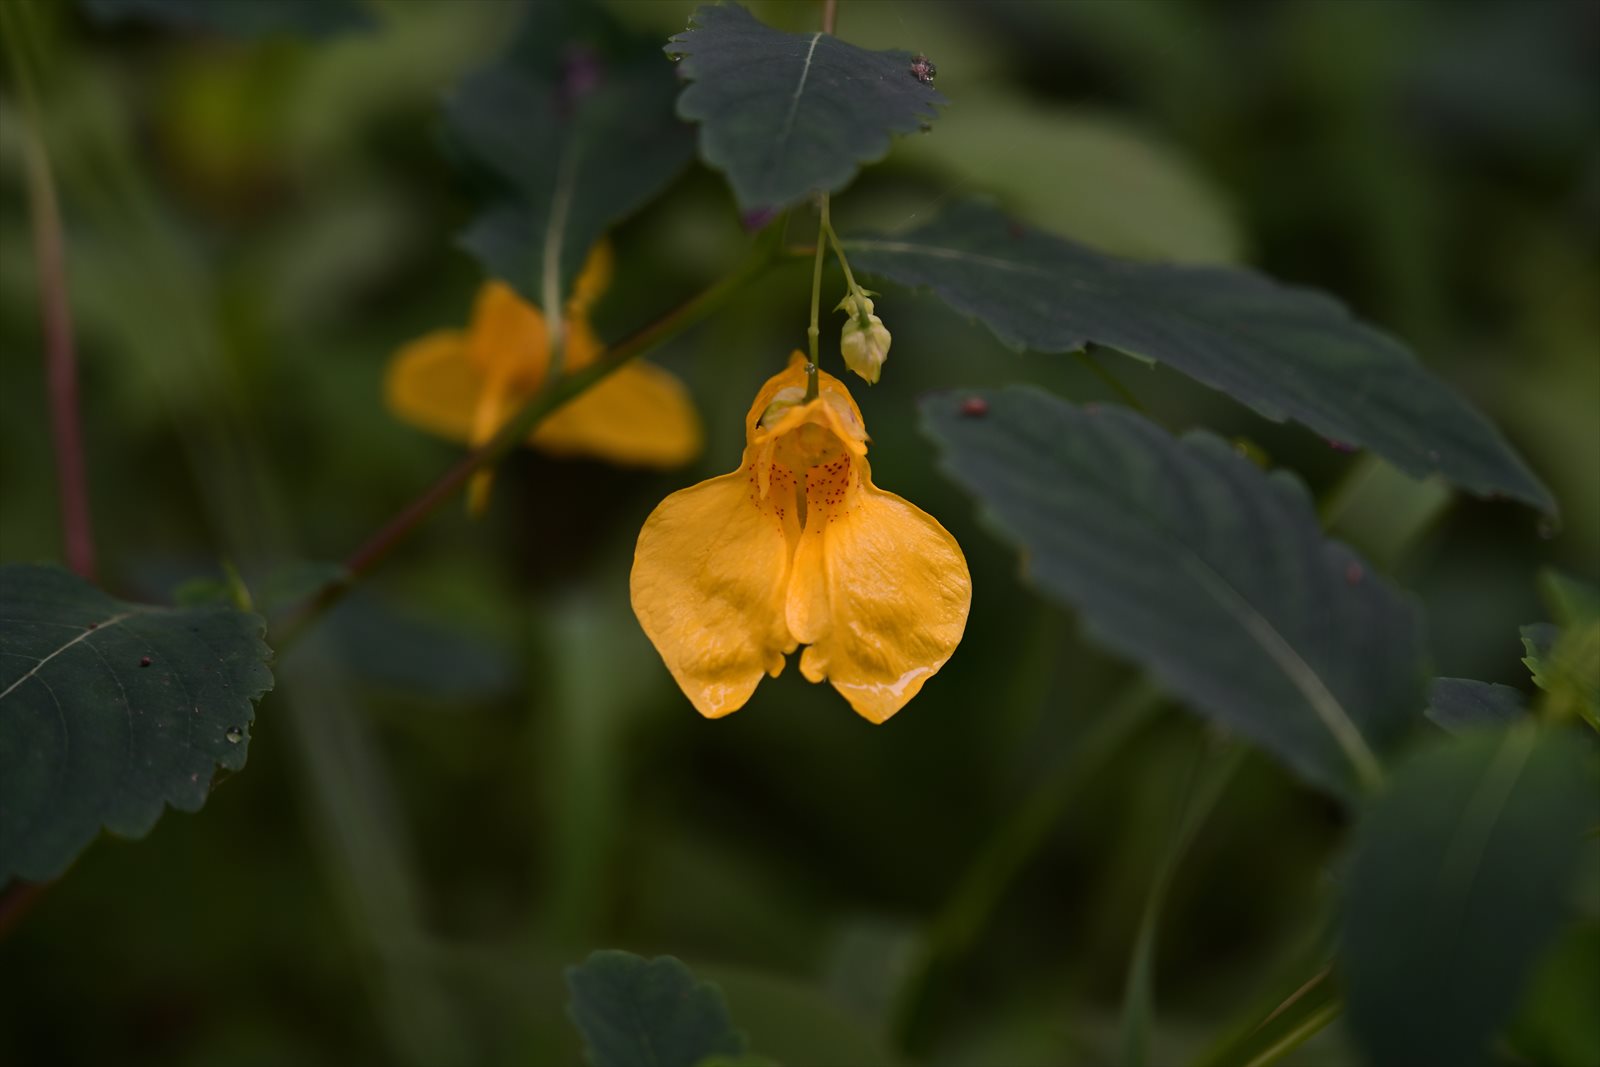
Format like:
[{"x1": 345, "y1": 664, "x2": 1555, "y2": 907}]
[{"x1": 0, "y1": 565, "x2": 274, "y2": 886}]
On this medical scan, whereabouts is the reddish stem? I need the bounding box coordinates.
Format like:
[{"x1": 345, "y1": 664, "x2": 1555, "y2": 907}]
[
  {"x1": 25, "y1": 130, "x2": 95, "y2": 580},
  {"x1": 0, "y1": 883, "x2": 45, "y2": 939}
]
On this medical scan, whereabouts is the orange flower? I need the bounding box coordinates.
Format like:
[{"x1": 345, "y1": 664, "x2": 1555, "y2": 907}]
[
  {"x1": 631, "y1": 353, "x2": 971, "y2": 723},
  {"x1": 385, "y1": 245, "x2": 701, "y2": 512}
]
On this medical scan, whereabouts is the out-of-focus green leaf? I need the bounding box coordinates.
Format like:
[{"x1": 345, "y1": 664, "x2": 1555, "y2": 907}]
[
  {"x1": 666, "y1": 2, "x2": 944, "y2": 211},
  {"x1": 1540, "y1": 569, "x2": 1600, "y2": 629},
  {"x1": 1523, "y1": 618, "x2": 1600, "y2": 730},
  {"x1": 1522, "y1": 623, "x2": 1561, "y2": 686},
  {"x1": 448, "y1": 4, "x2": 693, "y2": 310},
  {"x1": 0, "y1": 564, "x2": 274, "y2": 885},
  {"x1": 1342, "y1": 727, "x2": 1595, "y2": 1067},
  {"x1": 566, "y1": 951, "x2": 744, "y2": 1067},
  {"x1": 1320, "y1": 455, "x2": 1452, "y2": 570},
  {"x1": 921, "y1": 389, "x2": 1425, "y2": 799},
  {"x1": 81, "y1": 0, "x2": 372, "y2": 38},
  {"x1": 854, "y1": 200, "x2": 1553, "y2": 512},
  {"x1": 894, "y1": 90, "x2": 1239, "y2": 263},
  {"x1": 1193, "y1": 965, "x2": 1341, "y2": 1067},
  {"x1": 1426, "y1": 677, "x2": 1526, "y2": 734},
  {"x1": 700, "y1": 965, "x2": 899, "y2": 1067},
  {"x1": 1507, "y1": 921, "x2": 1600, "y2": 1067}
]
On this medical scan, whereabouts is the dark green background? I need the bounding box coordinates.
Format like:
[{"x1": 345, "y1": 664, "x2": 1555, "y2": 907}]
[{"x1": 1, "y1": 1, "x2": 1595, "y2": 1064}]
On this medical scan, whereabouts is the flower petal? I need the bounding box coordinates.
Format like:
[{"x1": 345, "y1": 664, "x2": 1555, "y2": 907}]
[
  {"x1": 794, "y1": 466, "x2": 972, "y2": 724},
  {"x1": 384, "y1": 329, "x2": 481, "y2": 442},
  {"x1": 469, "y1": 281, "x2": 549, "y2": 385},
  {"x1": 631, "y1": 460, "x2": 800, "y2": 718},
  {"x1": 534, "y1": 361, "x2": 702, "y2": 467},
  {"x1": 567, "y1": 242, "x2": 614, "y2": 317}
]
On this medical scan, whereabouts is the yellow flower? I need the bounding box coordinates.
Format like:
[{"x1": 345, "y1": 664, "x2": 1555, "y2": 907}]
[
  {"x1": 631, "y1": 353, "x2": 972, "y2": 723},
  {"x1": 385, "y1": 244, "x2": 702, "y2": 513}
]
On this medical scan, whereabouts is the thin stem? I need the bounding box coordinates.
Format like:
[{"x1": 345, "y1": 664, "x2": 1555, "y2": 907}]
[
  {"x1": 805, "y1": 194, "x2": 829, "y2": 401},
  {"x1": 272, "y1": 240, "x2": 780, "y2": 648},
  {"x1": 1074, "y1": 349, "x2": 1148, "y2": 414},
  {"x1": 7, "y1": 9, "x2": 94, "y2": 579},
  {"x1": 821, "y1": 0, "x2": 838, "y2": 34},
  {"x1": 26, "y1": 121, "x2": 94, "y2": 579},
  {"x1": 821, "y1": 211, "x2": 862, "y2": 295},
  {"x1": 1118, "y1": 743, "x2": 1246, "y2": 1067},
  {"x1": 894, "y1": 677, "x2": 1166, "y2": 1049}
]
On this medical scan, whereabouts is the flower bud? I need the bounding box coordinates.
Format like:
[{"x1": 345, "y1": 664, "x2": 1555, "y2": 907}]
[{"x1": 837, "y1": 293, "x2": 891, "y2": 384}]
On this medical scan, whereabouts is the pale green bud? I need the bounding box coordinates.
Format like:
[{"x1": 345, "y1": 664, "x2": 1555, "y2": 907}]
[{"x1": 836, "y1": 292, "x2": 891, "y2": 384}]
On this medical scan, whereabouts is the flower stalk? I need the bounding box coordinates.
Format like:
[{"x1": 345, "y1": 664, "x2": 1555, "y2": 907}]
[{"x1": 805, "y1": 195, "x2": 829, "y2": 401}]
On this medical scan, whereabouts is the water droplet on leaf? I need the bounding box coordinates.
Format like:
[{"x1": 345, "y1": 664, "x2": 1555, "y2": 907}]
[{"x1": 225, "y1": 727, "x2": 243, "y2": 744}]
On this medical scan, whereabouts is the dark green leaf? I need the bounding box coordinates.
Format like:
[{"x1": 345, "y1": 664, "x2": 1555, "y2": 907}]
[
  {"x1": 666, "y1": 2, "x2": 945, "y2": 211},
  {"x1": 448, "y1": 5, "x2": 694, "y2": 310},
  {"x1": 566, "y1": 951, "x2": 744, "y2": 1067},
  {"x1": 922, "y1": 388, "x2": 1426, "y2": 798},
  {"x1": 1426, "y1": 677, "x2": 1526, "y2": 734},
  {"x1": 856, "y1": 200, "x2": 1552, "y2": 511},
  {"x1": 81, "y1": 0, "x2": 372, "y2": 37},
  {"x1": 0, "y1": 564, "x2": 274, "y2": 885},
  {"x1": 1342, "y1": 727, "x2": 1595, "y2": 1067}
]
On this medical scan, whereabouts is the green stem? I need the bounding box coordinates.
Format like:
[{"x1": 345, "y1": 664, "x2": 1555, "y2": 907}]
[
  {"x1": 273, "y1": 237, "x2": 780, "y2": 649},
  {"x1": 895, "y1": 676, "x2": 1167, "y2": 1049},
  {"x1": 1119, "y1": 743, "x2": 1246, "y2": 1067},
  {"x1": 821, "y1": 211, "x2": 862, "y2": 295},
  {"x1": 805, "y1": 195, "x2": 828, "y2": 401}
]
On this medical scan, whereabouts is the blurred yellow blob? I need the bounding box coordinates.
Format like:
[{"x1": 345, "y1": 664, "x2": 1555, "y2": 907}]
[
  {"x1": 631, "y1": 353, "x2": 971, "y2": 723},
  {"x1": 385, "y1": 244, "x2": 702, "y2": 513}
]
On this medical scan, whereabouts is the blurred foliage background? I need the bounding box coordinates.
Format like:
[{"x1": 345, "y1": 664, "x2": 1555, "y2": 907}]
[{"x1": 1, "y1": 1, "x2": 1596, "y2": 1064}]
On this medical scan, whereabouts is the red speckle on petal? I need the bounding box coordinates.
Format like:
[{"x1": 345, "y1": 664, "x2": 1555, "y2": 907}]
[
  {"x1": 140, "y1": 656, "x2": 152, "y2": 667},
  {"x1": 960, "y1": 396, "x2": 989, "y2": 417},
  {"x1": 1345, "y1": 562, "x2": 1364, "y2": 585}
]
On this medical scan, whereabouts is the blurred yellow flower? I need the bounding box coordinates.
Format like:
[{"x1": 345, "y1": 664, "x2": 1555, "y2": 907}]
[
  {"x1": 385, "y1": 244, "x2": 702, "y2": 513},
  {"x1": 631, "y1": 353, "x2": 971, "y2": 723}
]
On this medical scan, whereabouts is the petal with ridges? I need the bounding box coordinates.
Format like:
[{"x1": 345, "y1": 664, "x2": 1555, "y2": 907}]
[
  {"x1": 796, "y1": 466, "x2": 971, "y2": 723},
  {"x1": 631, "y1": 460, "x2": 800, "y2": 717}
]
